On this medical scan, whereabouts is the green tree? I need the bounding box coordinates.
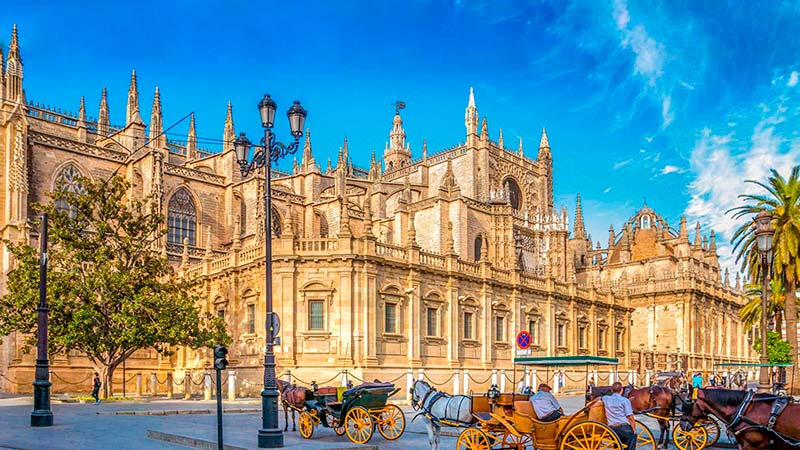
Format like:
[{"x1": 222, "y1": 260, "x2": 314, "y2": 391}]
[
  {"x1": 740, "y1": 278, "x2": 785, "y2": 334},
  {"x1": 753, "y1": 331, "x2": 793, "y2": 364},
  {"x1": 0, "y1": 175, "x2": 229, "y2": 398},
  {"x1": 731, "y1": 166, "x2": 800, "y2": 390}
]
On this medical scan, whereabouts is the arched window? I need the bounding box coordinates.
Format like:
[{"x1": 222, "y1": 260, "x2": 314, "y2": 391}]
[
  {"x1": 641, "y1": 215, "x2": 650, "y2": 229},
  {"x1": 388, "y1": 161, "x2": 394, "y2": 172},
  {"x1": 271, "y1": 206, "x2": 282, "y2": 237},
  {"x1": 54, "y1": 163, "x2": 86, "y2": 218},
  {"x1": 317, "y1": 212, "x2": 329, "y2": 238},
  {"x1": 474, "y1": 235, "x2": 483, "y2": 261},
  {"x1": 240, "y1": 199, "x2": 247, "y2": 236},
  {"x1": 168, "y1": 188, "x2": 197, "y2": 246},
  {"x1": 503, "y1": 178, "x2": 522, "y2": 210}
]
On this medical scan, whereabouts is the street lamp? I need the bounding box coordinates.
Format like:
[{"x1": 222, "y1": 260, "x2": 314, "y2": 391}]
[
  {"x1": 235, "y1": 94, "x2": 306, "y2": 448},
  {"x1": 753, "y1": 209, "x2": 774, "y2": 392},
  {"x1": 31, "y1": 214, "x2": 53, "y2": 426}
]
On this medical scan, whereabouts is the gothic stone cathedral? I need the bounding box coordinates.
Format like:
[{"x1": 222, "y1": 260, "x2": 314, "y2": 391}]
[{"x1": 0, "y1": 26, "x2": 754, "y2": 395}]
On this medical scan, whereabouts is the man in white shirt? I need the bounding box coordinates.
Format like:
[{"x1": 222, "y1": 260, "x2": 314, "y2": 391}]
[
  {"x1": 603, "y1": 382, "x2": 637, "y2": 450},
  {"x1": 529, "y1": 383, "x2": 564, "y2": 422}
]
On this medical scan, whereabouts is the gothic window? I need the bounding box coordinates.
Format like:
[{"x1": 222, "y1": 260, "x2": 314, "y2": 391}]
[
  {"x1": 247, "y1": 303, "x2": 256, "y2": 334},
  {"x1": 641, "y1": 215, "x2": 651, "y2": 229},
  {"x1": 495, "y1": 316, "x2": 505, "y2": 342},
  {"x1": 474, "y1": 236, "x2": 483, "y2": 261},
  {"x1": 54, "y1": 164, "x2": 86, "y2": 217},
  {"x1": 528, "y1": 318, "x2": 540, "y2": 345},
  {"x1": 598, "y1": 327, "x2": 607, "y2": 350},
  {"x1": 503, "y1": 178, "x2": 522, "y2": 210},
  {"x1": 168, "y1": 188, "x2": 197, "y2": 246},
  {"x1": 271, "y1": 206, "x2": 282, "y2": 237},
  {"x1": 578, "y1": 325, "x2": 587, "y2": 349},
  {"x1": 388, "y1": 161, "x2": 394, "y2": 172},
  {"x1": 309, "y1": 300, "x2": 325, "y2": 331},
  {"x1": 557, "y1": 323, "x2": 566, "y2": 348},
  {"x1": 615, "y1": 328, "x2": 624, "y2": 352}
]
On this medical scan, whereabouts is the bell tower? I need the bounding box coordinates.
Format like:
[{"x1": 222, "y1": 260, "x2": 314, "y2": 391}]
[{"x1": 383, "y1": 111, "x2": 411, "y2": 172}]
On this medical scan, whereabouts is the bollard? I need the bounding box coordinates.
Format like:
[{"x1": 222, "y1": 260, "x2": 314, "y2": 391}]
[
  {"x1": 491, "y1": 369, "x2": 498, "y2": 387},
  {"x1": 418, "y1": 369, "x2": 424, "y2": 381},
  {"x1": 553, "y1": 371, "x2": 560, "y2": 394},
  {"x1": 228, "y1": 370, "x2": 236, "y2": 401},
  {"x1": 609, "y1": 369, "x2": 615, "y2": 384},
  {"x1": 151, "y1": 372, "x2": 157, "y2": 396},
  {"x1": 167, "y1": 373, "x2": 173, "y2": 399},
  {"x1": 525, "y1": 368, "x2": 532, "y2": 390},
  {"x1": 453, "y1": 369, "x2": 460, "y2": 395},
  {"x1": 184, "y1": 372, "x2": 192, "y2": 400},
  {"x1": 136, "y1": 372, "x2": 143, "y2": 397},
  {"x1": 406, "y1": 369, "x2": 414, "y2": 402},
  {"x1": 204, "y1": 371, "x2": 212, "y2": 401},
  {"x1": 284, "y1": 369, "x2": 292, "y2": 383},
  {"x1": 646, "y1": 369, "x2": 653, "y2": 385},
  {"x1": 499, "y1": 369, "x2": 506, "y2": 393},
  {"x1": 632, "y1": 370, "x2": 638, "y2": 386},
  {"x1": 463, "y1": 369, "x2": 470, "y2": 394},
  {"x1": 341, "y1": 370, "x2": 349, "y2": 387}
]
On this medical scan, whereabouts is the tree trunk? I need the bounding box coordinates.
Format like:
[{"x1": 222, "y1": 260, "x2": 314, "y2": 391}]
[
  {"x1": 784, "y1": 276, "x2": 797, "y2": 394},
  {"x1": 776, "y1": 310, "x2": 783, "y2": 336}
]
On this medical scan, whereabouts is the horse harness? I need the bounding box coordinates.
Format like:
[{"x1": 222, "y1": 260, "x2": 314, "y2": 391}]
[
  {"x1": 723, "y1": 390, "x2": 800, "y2": 447},
  {"x1": 412, "y1": 384, "x2": 471, "y2": 426}
]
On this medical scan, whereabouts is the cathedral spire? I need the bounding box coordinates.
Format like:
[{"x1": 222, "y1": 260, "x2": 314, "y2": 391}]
[
  {"x1": 709, "y1": 230, "x2": 717, "y2": 253},
  {"x1": 98, "y1": 87, "x2": 109, "y2": 136},
  {"x1": 422, "y1": 139, "x2": 428, "y2": 160},
  {"x1": 301, "y1": 128, "x2": 315, "y2": 172},
  {"x1": 498, "y1": 128, "x2": 504, "y2": 149},
  {"x1": 608, "y1": 225, "x2": 616, "y2": 250},
  {"x1": 574, "y1": 194, "x2": 586, "y2": 240},
  {"x1": 5, "y1": 24, "x2": 24, "y2": 101},
  {"x1": 223, "y1": 101, "x2": 235, "y2": 148},
  {"x1": 537, "y1": 127, "x2": 551, "y2": 160},
  {"x1": 519, "y1": 137, "x2": 524, "y2": 156},
  {"x1": 439, "y1": 159, "x2": 461, "y2": 196},
  {"x1": 186, "y1": 113, "x2": 197, "y2": 158},
  {"x1": 480, "y1": 116, "x2": 488, "y2": 143},
  {"x1": 694, "y1": 222, "x2": 702, "y2": 247},
  {"x1": 126, "y1": 69, "x2": 143, "y2": 125},
  {"x1": 464, "y1": 87, "x2": 479, "y2": 145},
  {"x1": 149, "y1": 86, "x2": 164, "y2": 148},
  {"x1": 78, "y1": 96, "x2": 86, "y2": 123},
  {"x1": 679, "y1": 216, "x2": 688, "y2": 239}
]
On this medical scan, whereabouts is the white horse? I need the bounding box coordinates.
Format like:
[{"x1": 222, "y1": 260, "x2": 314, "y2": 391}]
[{"x1": 410, "y1": 380, "x2": 473, "y2": 450}]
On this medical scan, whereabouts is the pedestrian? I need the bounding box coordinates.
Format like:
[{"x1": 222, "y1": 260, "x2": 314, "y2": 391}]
[
  {"x1": 692, "y1": 372, "x2": 702, "y2": 389},
  {"x1": 603, "y1": 382, "x2": 637, "y2": 450},
  {"x1": 91, "y1": 372, "x2": 102, "y2": 404}
]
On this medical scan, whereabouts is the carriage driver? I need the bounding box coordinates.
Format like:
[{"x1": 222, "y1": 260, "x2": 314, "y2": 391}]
[
  {"x1": 529, "y1": 383, "x2": 564, "y2": 422},
  {"x1": 603, "y1": 382, "x2": 637, "y2": 450}
]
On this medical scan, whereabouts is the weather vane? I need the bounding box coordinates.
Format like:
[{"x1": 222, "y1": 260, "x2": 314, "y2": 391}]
[{"x1": 393, "y1": 100, "x2": 406, "y2": 113}]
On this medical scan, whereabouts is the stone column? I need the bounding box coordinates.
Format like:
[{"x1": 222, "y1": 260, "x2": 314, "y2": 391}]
[
  {"x1": 646, "y1": 369, "x2": 653, "y2": 385},
  {"x1": 525, "y1": 368, "x2": 532, "y2": 390},
  {"x1": 417, "y1": 369, "x2": 424, "y2": 381},
  {"x1": 491, "y1": 369, "x2": 498, "y2": 386},
  {"x1": 553, "y1": 371, "x2": 560, "y2": 394},
  {"x1": 284, "y1": 370, "x2": 291, "y2": 383},
  {"x1": 499, "y1": 369, "x2": 506, "y2": 393},
  {"x1": 228, "y1": 370, "x2": 236, "y2": 401},
  {"x1": 151, "y1": 372, "x2": 157, "y2": 396},
  {"x1": 136, "y1": 372, "x2": 143, "y2": 397},
  {"x1": 184, "y1": 372, "x2": 192, "y2": 400},
  {"x1": 406, "y1": 369, "x2": 414, "y2": 402},
  {"x1": 166, "y1": 374, "x2": 173, "y2": 399},
  {"x1": 463, "y1": 369, "x2": 470, "y2": 394},
  {"x1": 453, "y1": 369, "x2": 460, "y2": 395},
  {"x1": 341, "y1": 370, "x2": 349, "y2": 387}
]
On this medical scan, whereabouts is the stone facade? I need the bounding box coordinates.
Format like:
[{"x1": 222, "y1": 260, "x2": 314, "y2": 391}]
[{"x1": 0, "y1": 26, "x2": 754, "y2": 395}]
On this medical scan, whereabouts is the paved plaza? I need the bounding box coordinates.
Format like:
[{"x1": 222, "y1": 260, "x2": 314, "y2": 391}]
[{"x1": 0, "y1": 394, "x2": 735, "y2": 449}]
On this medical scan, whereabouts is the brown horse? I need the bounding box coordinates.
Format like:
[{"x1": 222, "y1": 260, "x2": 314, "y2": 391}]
[
  {"x1": 681, "y1": 388, "x2": 800, "y2": 450},
  {"x1": 590, "y1": 384, "x2": 676, "y2": 448},
  {"x1": 276, "y1": 379, "x2": 313, "y2": 432}
]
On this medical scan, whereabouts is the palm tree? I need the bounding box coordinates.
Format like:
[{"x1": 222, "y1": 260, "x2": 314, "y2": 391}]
[
  {"x1": 730, "y1": 166, "x2": 800, "y2": 391},
  {"x1": 740, "y1": 278, "x2": 785, "y2": 334}
]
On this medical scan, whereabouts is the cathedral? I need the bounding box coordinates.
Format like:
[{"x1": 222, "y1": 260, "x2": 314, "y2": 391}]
[{"x1": 0, "y1": 25, "x2": 754, "y2": 395}]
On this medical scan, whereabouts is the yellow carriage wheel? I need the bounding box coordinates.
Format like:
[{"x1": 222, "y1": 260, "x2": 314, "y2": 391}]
[
  {"x1": 456, "y1": 427, "x2": 491, "y2": 450},
  {"x1": 672, "y1": 423, "x2": 708, "y2": 450},
  {"x1": 345, "y1": 406, "x2": 374, "y2": 445},
  {"x1": 502, "y1": 430, "x2": 534, "y2": 450},
  {"x1": 376, "y1": 405, "x2": 406, "y2": 440},
  {"x1": 298, "y1": 411, "x2": 314, "y2": 439},
  {"x1": 702, "y1": 419, "x2": 720, "y2": 447},
  {"x1": 560, "y1": 421, "x2": 623, "y2": 450},
  {"x1": 634, "y1": 420, "x2": 656, "y2": 450}
]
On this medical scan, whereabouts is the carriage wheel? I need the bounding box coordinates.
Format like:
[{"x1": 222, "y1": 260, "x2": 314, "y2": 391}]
[
  {"x1": 672, "y1": 423, "x2": 708, "y2": 450},
  {"x1": 376, "y1": 405, "x2": 406, "y2": 440},
  {"x1": 502, "y1": 431, "x2": 534, "y2": 450},
  {"x1": 456, "y1": 427, "x2": 491, "y2": 450},
  {"x1": 298, "y1": 411, "x2": 314, "y2": 439},
  {"x1": 560, "y1": 421, "x2": 623, "y2": 450},
  {"x1": 634, "y1": 420, "x2": 656, "y2": 450},
  {"x1": 331, "y1": 417, "x2": 346, "y2": 436},
  {"x1": 701, "y1": 419, "x2": 720, "y2": 447},
  {"x1": 345, "y1": 406, "x2": 374, "y2": 444}
]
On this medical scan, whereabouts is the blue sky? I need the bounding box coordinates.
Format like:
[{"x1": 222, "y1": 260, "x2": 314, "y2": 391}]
[{"x1": 4, "y1": 0, "x2": 800, "y2": 271}]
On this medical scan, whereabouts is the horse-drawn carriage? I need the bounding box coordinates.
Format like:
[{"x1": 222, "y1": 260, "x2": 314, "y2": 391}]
[{"x1": 295, "y1": 381, "x2": 406, "y2": 444}]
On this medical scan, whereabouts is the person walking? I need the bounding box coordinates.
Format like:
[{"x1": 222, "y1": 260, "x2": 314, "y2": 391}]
[
  {"x1": 91, "y1": 372, "x2": 102, "y2": 404},
  {"x1": 603, "y1": 382, "x2": 637, "y2": 450}
]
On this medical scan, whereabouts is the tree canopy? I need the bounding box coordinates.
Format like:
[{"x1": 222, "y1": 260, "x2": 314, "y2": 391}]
[{"x1": 0, "y1": 175, "x2": 229, "y2": 396}]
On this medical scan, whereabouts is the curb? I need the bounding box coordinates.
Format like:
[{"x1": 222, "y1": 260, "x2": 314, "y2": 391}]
[
  {"x1": 146, "y1": 430, "x2": 379, "y2": 450},
  {"x1": 100, "y1": 408, "x2": 260, "y2": 416}
]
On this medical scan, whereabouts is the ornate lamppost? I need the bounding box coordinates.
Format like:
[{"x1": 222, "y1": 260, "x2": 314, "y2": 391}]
[
  {"x1": 31, "y1": 214, "x2": 53, "y2": 426},
  {"x1": 234, "y1": 94, "x2": 306, "y2": 448},
  {"x1": 753, "y1": 209, "x2": 774, "y2": 392}
]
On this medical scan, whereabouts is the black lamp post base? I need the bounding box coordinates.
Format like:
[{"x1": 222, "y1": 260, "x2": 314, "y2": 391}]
[
  {"x1": 258, "y1": 388, "x2": 283, "y2": 448},
  {"x1": 31, "y1": 410, "x2": 53, "y2": 427},
  {"x1": 257, "y1": 428, "x2": 283, "y2": 448},
  {"x1": 31, "y1": 379, "x2": 53, "y2": 427}
]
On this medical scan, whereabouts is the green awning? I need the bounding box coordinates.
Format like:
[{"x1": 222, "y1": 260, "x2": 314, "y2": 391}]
[
  {"x1": 713, "y1": 363, "x2": 794, "y2": 368},
  {"x1": 513, "y1": 355, "x2": 619, "y2": 366}
]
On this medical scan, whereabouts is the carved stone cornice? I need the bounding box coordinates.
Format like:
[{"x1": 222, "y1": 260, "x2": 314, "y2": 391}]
[
  {"x1": 164, "y1": 163, "x2": 226, "y2": 185},
  {"x1": 28, "y1": 131, "x2": 126, "y2": 162}
]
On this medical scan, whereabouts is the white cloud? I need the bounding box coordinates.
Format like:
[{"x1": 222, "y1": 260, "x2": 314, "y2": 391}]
[
  {"x1": 788, "y1": 71, "x2": 799, "y2": 87},
  {"x1": 661, "y1": 95, "x2": 674, "y2": 128},
  {"x1": 614, "y1": 159, "x2": 633, "y2": 169},
  {"x1": 660, "y1": 165, "x2": 684, "y2": 175},
  {"x1": 604, "y1": 187, "x2": 612, "y2": 193},
  {"x1": 613, "y1": 0, "x2": 630, "y2": 29}
]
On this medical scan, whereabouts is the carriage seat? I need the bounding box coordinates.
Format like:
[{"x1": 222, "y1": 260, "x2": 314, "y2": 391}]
[
  {"x1": 471, "y1": 396, "x2": 494, "y2": 423},
  {"x1": 513, "y1": 401, "x2": 561, "y2": 441}
]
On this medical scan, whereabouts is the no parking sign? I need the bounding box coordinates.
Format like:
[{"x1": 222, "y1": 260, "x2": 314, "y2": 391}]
[{"x1": 516, "y1": 330, "x2": 531, "y2": 356}]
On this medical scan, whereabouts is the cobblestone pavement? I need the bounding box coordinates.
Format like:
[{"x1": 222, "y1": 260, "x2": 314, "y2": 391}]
[{"x1": 0, "y1": 394, "x2": 734, "y2": 449}]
